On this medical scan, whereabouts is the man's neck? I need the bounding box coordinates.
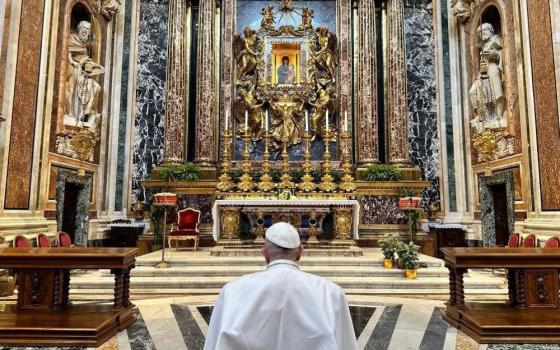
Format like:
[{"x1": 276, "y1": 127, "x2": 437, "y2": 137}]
[{"x1": 267, "y1": 259, "x2": 299, "y2": 269}]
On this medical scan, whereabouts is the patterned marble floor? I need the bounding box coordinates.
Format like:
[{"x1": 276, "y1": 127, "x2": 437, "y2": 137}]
[{"x1": 0, "y1": 296, "x2": 558, "y2": 350}]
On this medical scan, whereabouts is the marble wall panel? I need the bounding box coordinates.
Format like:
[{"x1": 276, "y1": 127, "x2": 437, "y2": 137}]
[
  {"x1": 360, "y1": 195, "x2": 408, "y2": 225},
  {"x1": 4, "y1": 0, "x2": 45, "y2": 209},
  {"x1": 132, "y1": 0, "x2": 169, "y2": 201},
  {"x1": 175, "y1": 194, "x2": 213, "y2": 224},
  {"x1": 527, "y1": 0, "x2": 560, "y2": 211},
  {"x1": 404, "y1": 0, "x2": 440, "y2": 207}
]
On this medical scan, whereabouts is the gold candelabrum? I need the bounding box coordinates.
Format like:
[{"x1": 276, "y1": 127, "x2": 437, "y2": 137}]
[
  {"x1": 298, "y1": 131, "x2": 316, "y2": 193},
  {"x1": 339, "y1": 129, "x2": 357, "y2": 193},
  {"x1": 217, "y1": 130, "x2": 234, "y2": 192},
  {"x1": 319, "y1": 129, "x2": 337, "y2": 192},
  {"x1": 257, "y1": 131, "x2": 276, "y2": 193},
  {"x1": 237, "y1": 129, "x2": 255, "y2": 192},
  {"x1": 278, "y1": 139, "x2": 295, "y2": 189}
]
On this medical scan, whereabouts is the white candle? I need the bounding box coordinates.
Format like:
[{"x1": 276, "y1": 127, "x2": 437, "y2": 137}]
[
  {"x1": 225, "y1": 110, "x2": 229, "y2": 131},
  {"x1": 326, "y1": 109, "x2": 329, "y2": 132},
  {"x1": 245, "y1": 110, "x2": 249, "y2": 131},
  {"x1": 265, "y1": 110, "x2": 269, "y2": 131},
  {"x1": 305, "y1": 110, "x2": 309, "y2": 132},
  {"x1": 344, "y1": 111, "x2": 348, "y2": 132}
]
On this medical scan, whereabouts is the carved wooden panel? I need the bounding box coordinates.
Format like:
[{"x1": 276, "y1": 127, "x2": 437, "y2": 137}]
[{"x1": 524, "y1": 269, "x2": 559, "y2": 308}]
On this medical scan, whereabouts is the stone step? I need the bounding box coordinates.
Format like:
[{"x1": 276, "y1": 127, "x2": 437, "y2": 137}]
[
  {"x1": 71, "y1": 275, "x2": 503, "y2": 290},
  {"x1": 135, "y1": 257, "x2": 445, "y2": 268},
  {"x1": 101, "y1": 266, "x2": 452, "y2": 278}
]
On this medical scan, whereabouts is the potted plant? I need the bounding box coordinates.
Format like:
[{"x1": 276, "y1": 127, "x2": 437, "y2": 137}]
[
  {"x1": 396, "y1": 241, "x2": 406, "y2": 269},
  {"x1": 399, "y1": 189, "x2": 422, "y2": 209},
  {"x1": 364, "y1": 164, "x2": 402, "y2": 181},
  {"x1": 159, "y1": 162, "x2": 200, "y2": 181},
  {"x1": 378, "y1": 233, "x2": 399, "y2": 268},
  {"x1": 399, "y1": 241, "x2": 420, "y2": 279}
]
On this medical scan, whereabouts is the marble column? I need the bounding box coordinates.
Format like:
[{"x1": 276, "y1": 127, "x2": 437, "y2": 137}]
[
  {"x1": 356, "y1": 0, "x2": 378, "y2": 165},
  {"x1": 194, "y1": 0, "x2": 217, "y2": 167},
  {"x1": 163, "y1": 0, "x2": 187, "y2": 162},
  {"x1": 338, "y1": 0, "x2": 353, "y2": 136},
  {"x1": 387, "y1": 0, "x2": 412, "y2": 167},
  {"x1": 221, "y1": 0, "x2": 235, "y2": 132}
]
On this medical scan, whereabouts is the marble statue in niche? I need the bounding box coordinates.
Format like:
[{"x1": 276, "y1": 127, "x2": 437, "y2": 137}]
[
  {"x1": 64, "y1": 20, "x2": 105, "y2": 129},
  {"x1": 468, "y1": 22, "x2": 514, "y2": 163},
  {"x1": 469, "y1": 23, "x2": 505, "y2": 132}
]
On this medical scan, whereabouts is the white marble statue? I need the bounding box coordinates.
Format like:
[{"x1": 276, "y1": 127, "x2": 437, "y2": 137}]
[
  {"x1": 65, "y1": 21, "x2": 105, "y2": 127},
  {"x1": 469, "y1": 23, "x2": 506, "y2": 132}
]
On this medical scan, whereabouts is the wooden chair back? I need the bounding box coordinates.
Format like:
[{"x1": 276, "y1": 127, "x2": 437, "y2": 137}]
[
  {"x1": 58, "y1": 232, "x2": 72, "y2": 247},
  {"x1": 37, "y1": 233, "x2": 51, "y2": 248},
  {"x1": 13, "y1": 235, "x2": 31, "y2": 248},
  {"x1": 507, "y1": 233, "x2": 521, "y2": 248},
  {"x1": 522, "y1": 234, "x2": 537, "y2": 248},
  {"x1": 544, "y1": 237, "x2": 560, "y2": 248}
]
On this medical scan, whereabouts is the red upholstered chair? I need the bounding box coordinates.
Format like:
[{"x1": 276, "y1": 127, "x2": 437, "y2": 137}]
[
  {"x1": 13, "y1": 235, "x2": 31, "y2": 248},
  {"x1": 37, "y1": 233, "x2": 51, "y2": 248},
  {"x1": 58, "y1": 232, "x2": 72, "y2": 247},
  {"x1": 507, "y1": 233, "x2": 521, "y2": 248},
  {"x1": 522, "y1": 234, "x2": 537, "y2": 248},
  {"x1": 545, "y1": 237, "x2": 560, "y2": 248},
  {"x1": 168, "y1": 208, "x2": 201, "y2": 251}
]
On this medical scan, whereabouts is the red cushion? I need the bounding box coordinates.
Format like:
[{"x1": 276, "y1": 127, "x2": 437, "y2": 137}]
[
  {"x1": 169, "y1": 229, "x2": 199, "y2": 237},
  {"x1": 522, "y1": 234, "x2": 537, "y2": 248},
  {"x1": 545, "y1": 237, "x2": 560, "y2": 248},
  {"x1": 58, "y1": 232, "x2": 72, "y2": 247},
  {"x1": 508, "y1": 234, "x2": 520, "y2": 248},
  {"x1": 177, "y1": 209, "x2": 201, "y2": 230},
  {"x1": 37, "y1": 233, "x2": 51, "y2": 248},
  {"x1": 14, "y1": 236, "x2": 31, "y2": 248}
]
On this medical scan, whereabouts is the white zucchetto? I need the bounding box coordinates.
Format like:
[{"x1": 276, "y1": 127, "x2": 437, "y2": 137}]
[{"x1": 265, "y1": 222, "x2": 301, "y2": 249}]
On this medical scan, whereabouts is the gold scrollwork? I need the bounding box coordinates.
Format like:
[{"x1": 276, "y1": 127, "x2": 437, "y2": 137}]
[
  {"x1": 333, "y1": 206, "x2": 353, "y2": 240},
  {"x1": 221, "y1": 207, "x2": 241, "y2": 240}
]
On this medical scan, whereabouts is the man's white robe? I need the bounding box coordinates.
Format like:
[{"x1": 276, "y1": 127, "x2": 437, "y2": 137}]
[{"x1": 204, "y1": 259, "x2": 358, "y2": 350}]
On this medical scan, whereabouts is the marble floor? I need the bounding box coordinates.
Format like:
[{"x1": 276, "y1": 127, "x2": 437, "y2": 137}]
[{"x1": 1, "y1": 295, "x2": 558, "y2": 350}]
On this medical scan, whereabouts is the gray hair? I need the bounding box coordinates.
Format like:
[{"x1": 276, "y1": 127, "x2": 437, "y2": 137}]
[
  {"x1": 264, "y1": 239, "x2": 300, "y2": 261},
  {"x1": 78, "y1": 21, "x2": 91, "y2": 31},
  {"x1": 477, "y1": 23, "x2": 494, "y2": 36}
]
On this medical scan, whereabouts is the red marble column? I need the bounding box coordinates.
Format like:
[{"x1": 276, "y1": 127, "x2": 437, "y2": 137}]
[
  {"x1": 163, "y1": 0, "x2": 187, "y2": 162},
  {"x1": 220, "y1": 0, "x2": 235, "y2": 133},
  {"x1": 356, "y1": 0, "x2": 379, "y2": 165},
  {"x1": 194, "y1": 0, "x2": 217, "y2": 167},
  {"x1": 387, "y1": 0, "x2": 412, "y2": 167},
  {"x1": 338, "y1": 0, "x2": 353, "y2": 137}
]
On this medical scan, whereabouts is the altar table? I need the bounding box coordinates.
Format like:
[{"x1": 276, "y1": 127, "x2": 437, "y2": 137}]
[
  {"x1": 0, "y1": 247, "x2": 137, "y2": 346},
  {"x1": 212, "y1": 199, "x2": 360, "y2": 241},
  {"x1": 441, "y1": 247, "x2": 560, "y2": 343}
]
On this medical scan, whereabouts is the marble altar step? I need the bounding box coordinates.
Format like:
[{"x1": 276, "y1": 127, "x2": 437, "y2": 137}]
[
  {"x1": 209, "y1": 246, "x2": 365, "y2": 257},
  {"x1": 99, "y1": 265, "x2": 452, "y2": 278},
  {"x1": 70, "y1": 274, "x2": 503, "y2": 290}
]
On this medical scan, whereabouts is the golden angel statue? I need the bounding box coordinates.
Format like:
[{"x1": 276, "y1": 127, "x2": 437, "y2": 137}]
[
  {"x1": 235, "y1": 85, "x2": 265, "y2": 141},
  {"x1": 309, "y1": 85, "x2": 336, "y2": 141},
  {"x1": 234, "y1": 28, "x2": 262, "y2": 82},
  {"x1": 260, "y1": 6, "x2": 276, "y2": 31},
  {"x1": 299, "y1": 7, "x2": 314, "y2": 30},
  {"x1": 309, "y1": 27, "x2": 337, "y2": 83}
]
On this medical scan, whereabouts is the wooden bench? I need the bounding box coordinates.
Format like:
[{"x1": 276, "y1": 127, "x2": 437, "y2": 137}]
[
  {"x1": 0, "y1": 247, "x2": 137, "y2": 347},
  {"x1": 441, "y1": 247, "x2": 560, "y2": 344}
]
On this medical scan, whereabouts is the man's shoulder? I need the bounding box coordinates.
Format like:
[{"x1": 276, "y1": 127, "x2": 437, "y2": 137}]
[{"x1": 299, "y1": 270, "x2": 344, "y2": 292}]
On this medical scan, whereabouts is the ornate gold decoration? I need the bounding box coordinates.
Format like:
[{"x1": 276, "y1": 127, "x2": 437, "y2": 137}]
[
  {"x1": 260, "y1": 6, "x2": 276, "y2": 31},
  {"x1": 319, "y1": 130, "x2": 337, "y2": 192},
  {"x1": 339, "y1": 129, "x2": 356, "y2": 193},
  {"x1": 237, "y1": 131, "x2": 255, "y2": 192},
  {"x1": 333, "y1": 206, "x2": 353, "y2": 240},
  {"x1": 221, "y1": 207, "x2": 241, "y2": 239},
  {"x1": 254, "y1": 211, "x2": 266, "y2": 243},
  {"x1": 258, "y1": 131, "x2": 276, "y2": 192},
  {"x1": 278, "y1": 140, "x2": 295, "y2": 189},
  {"x1": 70, "y1": 127, "x2": 100, "y2": 162},
  {"x1": 307, "y1": 210, "x2": 319, "y2": 243},
  {"x1": 298, "y1": 131, "x2": 316, "y2": 192},
  {"x1": 299, "y1": 7, "x2": 314, "y2": 31},
  {"x1": 217, "y1": 131, "x2": 234, "y2": 192}
]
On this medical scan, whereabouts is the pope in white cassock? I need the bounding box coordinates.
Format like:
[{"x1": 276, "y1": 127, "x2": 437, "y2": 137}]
[{"x1": 204, "y1": 222, "x2": 358, "y2": 350}]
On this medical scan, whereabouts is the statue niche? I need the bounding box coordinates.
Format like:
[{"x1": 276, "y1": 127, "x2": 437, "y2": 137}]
[
  {"x1": 56, "y1": 1, "x2": 117, "y2": 163},
  {"x1": 467, "y1": 7, "x2": 514, "y2": 163}
]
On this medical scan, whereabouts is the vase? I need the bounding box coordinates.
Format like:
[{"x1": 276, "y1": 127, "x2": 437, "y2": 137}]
[
  {"x1": 404, "y1": 269, "x2": 417, "y2": 279},
  {"x1": 383, "y1": 258, "x2": 394, "y2": 269},
  {"x1": 398, "y1": 197, "x2": 421, "y2": 209}
]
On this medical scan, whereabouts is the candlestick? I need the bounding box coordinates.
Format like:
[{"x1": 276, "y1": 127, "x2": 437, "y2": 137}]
[
  {"x1": 339, "y1": 127, "x2": 357, "y2": 193},
  {"x1": 258, "y1": 130, "x2": 275, "y2": 193},
  {"x1": 217, "y1": 130, "x2": 233, "y2": 192},
  {"x1": 319, "y1": 129, "x2": 336, "y2": 193},
  {"x1": 326, "y1": 110, "x2": 329, "y2": 133},
  {"x1": 305, "y1": 110, "x2": 309, "y2": 132},
  {"x1": 265, "y1": 109, "x2": 269, "y2": 131},
  {"x1": 344, "y1": 111, "x2": 348, "y2": 133},
  {"x1": 245, "y1": 110, "x2": 249, "y2": 131},
  {"x1": 298, "y1": 131, "x2": 315, "y2": 193},
  {"x1": 225, "y1": 110, "x2": 229, "y2": 130}
]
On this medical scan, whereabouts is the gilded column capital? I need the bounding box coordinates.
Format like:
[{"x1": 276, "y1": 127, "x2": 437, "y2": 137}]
[
  {"x1": 163, "y1": 0, "x2": 187, "y2": 161},
  {"x1": 194, "y1": 0, "x2": 218, "y2": 167},
  {"x1": 387, "y1": 0, "x2": 412, "y2": 167}
]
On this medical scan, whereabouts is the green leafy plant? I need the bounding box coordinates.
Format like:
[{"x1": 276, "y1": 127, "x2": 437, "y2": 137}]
[
  {"x1": 270, "y1": 169, "x2": 282, "y2": 182},
  {"x1": 251, "y1": 170, "x2": 264, "y2": 182},
  {"x1": 310, "y1": 169, "x2": 323, "y2": 182},
  {"x1": 159, "y1": 162, "x2": 200, "y2": 181},
  {"x1": 290, "y1": 169, "x2": 304, "y2": 182},
  {"x1": 398, "y1": 241, "x2": 420, "y2": 269},
  {"x1": 378, "y1": 233, "x2": 400, "y2": 259},
  {"x1": 229, "y1": 169, "x2": 243, "y2": 182},
  {"x1": 400, "y1": 188, "x2": 416, "y2": 197},
  {"x1": 365, "y1": 164, "x2": 401, "y2": 181},
  {"x1": 330, "y1": 170, "x2": 343, "y2": 183}
]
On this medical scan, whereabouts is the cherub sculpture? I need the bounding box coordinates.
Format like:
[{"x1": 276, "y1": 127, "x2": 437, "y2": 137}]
[
  {"x1": 260, "y1": 6, "x2": 276, "y2": 31},
  {"x1": 235, "y1": 85, "x2": 265, "y2": 141},
  {"x1": 310, "y1": 27, "x2": 337, "y2": 82},
  {"x1": 309, "y1": 85, "x2": 335, "y2": 141},
  {"x1": 234, "y1": 27, "x2": 262, "y2": 81},
  {"x1": 299, "y1": 7, "x2": 314, "y2": 30}
]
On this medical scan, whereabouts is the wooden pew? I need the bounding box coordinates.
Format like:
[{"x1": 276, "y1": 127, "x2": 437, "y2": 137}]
[
  {"x1": 0, "y1": 247, "x2": 137, "y2": 347},
  {"x1": 441, "y1": 247, "x2": 560, "y2": 344}
]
